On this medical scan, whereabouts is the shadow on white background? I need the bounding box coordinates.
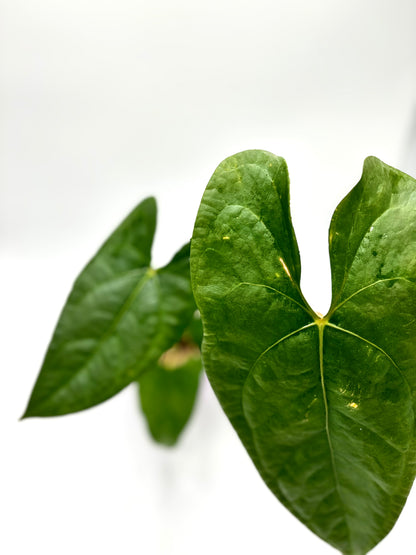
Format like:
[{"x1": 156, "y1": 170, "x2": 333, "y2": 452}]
[{"x1": 1, "y1": 1, "x2": 416, "y2": 553}]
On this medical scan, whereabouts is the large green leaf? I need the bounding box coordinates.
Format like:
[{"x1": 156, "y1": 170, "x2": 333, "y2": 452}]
[
  {"x1": 23, "y1": 198, "x2": 195, "y2": 417},
  {"x1": 190, "y1": 150, "x2": 416, "y2": 554}
]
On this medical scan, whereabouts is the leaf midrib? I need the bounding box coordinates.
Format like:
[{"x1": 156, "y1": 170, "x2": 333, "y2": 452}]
[
  {"x1": 70, "y1": 267, "x2": 146, "y2": 307},
  {"x1": 318, "y1": 322, "x2": 352, "y2": 549},
  {"x1": 33, "y1": 267, "x2": 157, "y2": 411}
]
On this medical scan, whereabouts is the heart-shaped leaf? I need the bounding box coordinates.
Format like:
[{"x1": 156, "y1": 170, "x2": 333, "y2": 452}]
[
  {"x1": 23, "y1": 198, "x2": 196, "y2": 417},
  {"x1": 190, "y1": 150, "x2": 416, "y2": 554}
]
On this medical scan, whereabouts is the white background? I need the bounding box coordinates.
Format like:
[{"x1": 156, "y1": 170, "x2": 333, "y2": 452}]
[{"x1": 2, "y1": 1, "x2": 416, "y2": 553}]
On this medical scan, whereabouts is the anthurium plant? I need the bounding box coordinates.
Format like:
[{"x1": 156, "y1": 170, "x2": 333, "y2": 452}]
[{"x1": 24, "y1": 150, "x2": 416, "y2": 554}]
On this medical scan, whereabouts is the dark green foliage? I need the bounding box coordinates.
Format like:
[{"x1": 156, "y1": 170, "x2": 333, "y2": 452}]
[
  {"x1": 23, "y1": 198, "x2": 196, "y2": 419},
  {"x1": 24, "y1": 151, "x2": 416, "y2": 552},
  {"x1": 139, "y1": 357, "x2": 201, "y2": 446},
  {"x1": 138, "y1": 311, "x2": 203, "y2": 446},
  {"x1": 191, "y1": 150, "x2": 416, "y2": 554}
]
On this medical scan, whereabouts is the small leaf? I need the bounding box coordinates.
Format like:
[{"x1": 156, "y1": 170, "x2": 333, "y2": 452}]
[
  {"x1": 138, "y1": 348, "x2": 201, "y2": 446},
  {"x1": 191, "y1": 150, "x2": 416, "y2": 554},
  {"x1": 138, "y1": 311, "x2": 203, "y2": 445},
  {"x1": 23, "y1": 198, "x2": 195, "y2": 417}
]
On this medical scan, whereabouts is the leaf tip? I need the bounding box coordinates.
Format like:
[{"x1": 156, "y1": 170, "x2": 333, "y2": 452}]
[
  {"x1": 19, "y1": 407, "x2": 33, "y2": 421},
  {"x1": 20, "y1": 395, "x2": 53, "y2": 419},
  {"x1": 362, "y1": 155, "x2": 398, "y2": 176},
  {"x1": 142, "y1": 196, "x2": 157, "y2": 210}
]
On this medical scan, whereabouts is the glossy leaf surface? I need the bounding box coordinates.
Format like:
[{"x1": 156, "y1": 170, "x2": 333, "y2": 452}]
[
  {"x1": 191, "y1": 150, "x2": 416, "y2": 554},
  {"x1": 24, "y1": 198, "x2": 195, "y2": 417}
]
